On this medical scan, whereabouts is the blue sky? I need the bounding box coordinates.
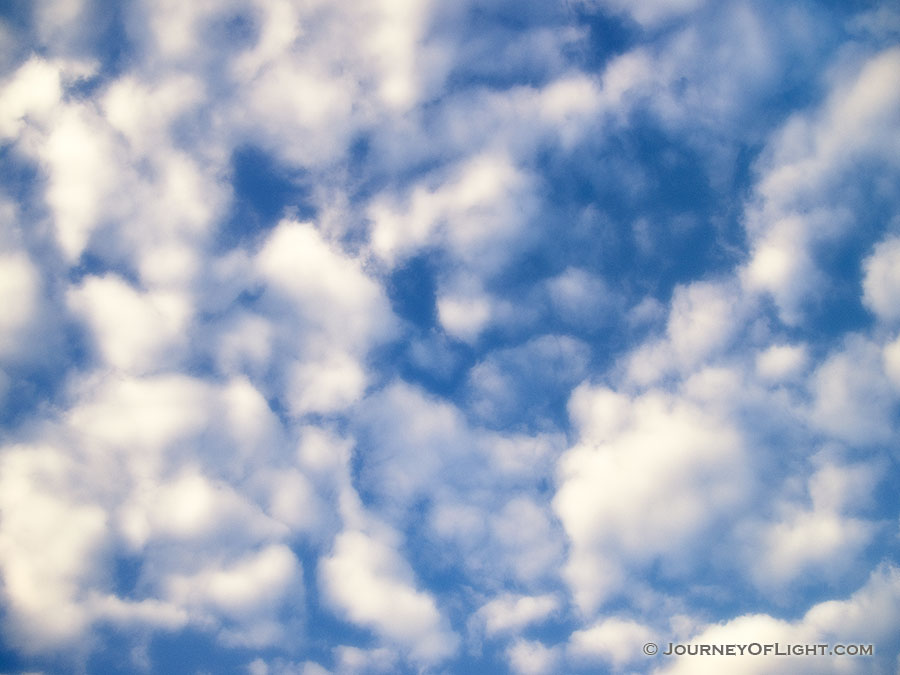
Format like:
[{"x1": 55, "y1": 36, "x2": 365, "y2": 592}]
[{"x1": 1, "y1": 1, "x2": 899, "y2": 673}]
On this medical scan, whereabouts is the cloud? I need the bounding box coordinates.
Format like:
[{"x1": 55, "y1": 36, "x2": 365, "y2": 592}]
[
  {"x1": 2, "y1": 0, "x2": 900, "y2": 672},
  {"x1": 577, "y1": 0, "x2": 706, "y2": 28},
  {"x1": 164, "y1": 543, "x2": 302, "y2": 646},
  {"x1": 808, "y1": 335, "x2": 898, "y2": 446},
  {"x1": 67, "y1": 275, "x2": 192, "y2": 374},
  {"x1": 755, "y1": 343, "x2": 808, "y2": 382},
  {"x1": 0, "y1": 370, "x2": 310, "y2": 654},
  {"x1": 743, "y1": 458, "x2": 881, "y2": 591},
  {"x1": 466, "y1": 334, "x2": 591, "y2": 426},
  {"x1": 254, "y1": 219, "x2": 398, "y2": 414},
  {"x1": 625, "y1": 278, "x2": 747, "y2": 385},
  {"x1": 655, "y1": 564, "x2": 900, "y2": 674},
  {"x1": 368, "y1": 151, "x2": 538, "y2": 272},
  {"x1": 568, "y1": 616, "x2": 656, "y2": 667},
  {"x1": 0, "y1": 57, "x2": 63, "y2": 138},
  {"x1": 742, "y1": 46, "x2": 900, "y2": 322},
  {"x1": 318, "y1": 528, "x2": 458, "y2": 664},
  {"x1": 0, "y1": 251, "x2": 41, "y2": 359},
  {"x1": 0, "y1": 445, "x2": 108, "y2": 651},
  {"x1": 862, "y1": 234, "x2": 900, "y2": 323},
  {"x1": 474, "y1": 593, "x2": 561, "y2": 638},
  {"x1": 506, "y1": 639, "x2": 562, "y2": 675},
  {"x1": 555, "y1": 384, "x2": 749, "y2": 612}
]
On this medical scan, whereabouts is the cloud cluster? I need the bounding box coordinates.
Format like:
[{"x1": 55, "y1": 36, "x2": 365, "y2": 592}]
[{"x1": 1, "y1": 0, "x2": 899, "y2": 673}]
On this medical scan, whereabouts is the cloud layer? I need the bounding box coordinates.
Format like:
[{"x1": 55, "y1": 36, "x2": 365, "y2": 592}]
[{"x1": 1, "y1": 1, "x2": 899, "y2": 673}]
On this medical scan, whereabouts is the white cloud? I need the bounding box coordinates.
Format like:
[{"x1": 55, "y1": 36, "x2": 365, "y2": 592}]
[
  {"x1": 164, "y1": 544, "x2": 301, "y2": 621},
  {"x1": 3, "y1": 0, "x2": 899, "y2": 671},
  {"x1": 579, "y1": 0, "x2": 706, "y2": 28},
  {"x1": 744, "y1": 457, "x2": 881, "y2": 591},
  {"x1": 0, "y1": 446, "x2": 107, "y2": 651},
  {"x1": 569, "y1": 616, "x2": 656, "y2": 667},
  {"x1": 64, "y1": 373, "x2": 213, "y2": 461},
  {"x1": 0, "y1": 370, "x2": 313, "y2": 652},
  {"x1": 862, "y1": 234, "x2": 900, "y2": 322},
  {"x1": 626, "y1": 279, "x2": 746, "y2": 384},
  {"x1": 755, "y1": 343, "x2": 808, "y2": 381},
  {"x1": 0, "y1": 251, "x2": 40, "y2": 358},
  {"x1": 256, "y1": 219, "x2": 395, "y2": 351},
  {"x1": 319, "y1": 529, "x2": 458, "y2": 664},
  {"x1": 332, "y1": 645, "x2": 397, "y2": 674},
  {"x1": 808, "y1": 335, "x2": 898, "y2": 446},
  {"x1": 666, "y1": 280, "x2": 743, "y2": 367},
  {"x1": 555, "y1": 384, "x2": 748, "y2": 612},
  {"x1": 253, "y1": 219, "x2": 398, "y2": 414},
  {"x1": 36, "y1": 103, "x2": 124, "y2": 261},
  {"x1": 368, "y1": 152, "x2": 537, "y2": 271},
  {"x1": 655, "y1": 564, "x2": 900, "y2": 674},
  {"x1": 102, "y1": 73, "x2": 205, "y2": 154},
  {"x1": 742, "y1": 46, "x2": 900, "y2": 322},
  {"x1": 475, "y1": 593, "x2": 561, "y2": 638},
  {"x1": 67, "y1": 275, "x2": 192, "y2": 373},
  {"x1": 0, "y1": 57, "x2": 62, "y2": 138},
  {"x1": 286, "y1": 351, "x2": 368, "y2": 416},
  {"x1": 216, "y1": 311, "x2": 274, "y2": 378},
  {"x1": 118, "y1": 466, "x2": 287, "y2": 550},
  {"x1": 507, "y1": 639, "x2": 562, "y2": 675},
  {"x1": 884, "y1": 334, "x2": 900, "y2": 390},
  {"x1": 436, "y1": 292, "x2": 493, "y2": 343}
]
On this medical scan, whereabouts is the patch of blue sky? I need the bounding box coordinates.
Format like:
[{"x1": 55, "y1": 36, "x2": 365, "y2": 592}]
[{"x1": 222, "y1": 146, "x2": 317, "y2": 249}]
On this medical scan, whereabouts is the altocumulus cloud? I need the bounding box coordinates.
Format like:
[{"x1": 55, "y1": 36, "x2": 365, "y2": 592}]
[{"x1": 1, "y1": 0, "x2": 899, "y2": 673}]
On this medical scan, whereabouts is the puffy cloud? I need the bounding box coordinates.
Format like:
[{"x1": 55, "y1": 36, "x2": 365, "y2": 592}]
[
  {"x1": 742, "y1": 47, "x2": 900, "y2": 322},
  {"x1": 2, "y1": 0, "x2": 900, "y2": 671},
  {"x1": 626, "y1": 279, "x2": 746, "y2": 384},
  {"x1": 474, "y1": 593, "x2": 561, "y2": 638},
  {"x1": 506, "y1": 639, "x2": 562, "y2": 675},
  {"x1": 884, "y1": 334, "x2": 900, "y2": 390},
  {"x1": 254, "y1": 219, "x2": 397, "y2": 414},
  {"x1": 0, "y1": 251, "x2": 40, "y2": 358},
  {"x1": 355, "y1": 381, "x2": 558, "y2": 507},
  {"x1": 36, "y1": 103, "x2": 125, "y2": 261},
  {"x1": 319, "y1": 529, "x2": 458, "y2": 664},
  {"x1": 808, "y1": 335, "x2": 898, "y2": 446},
  {"x1": 744, "y1": 459, "x2": 880, "y2": 591},
  {"x1": 164, "y1": 543, "x2": 301, "y2": 631},
  {"x1": 862, "y1": 234, "x2": 900, "y2": 323},
  {"x1": 436, "y1": 291, "x2": 494, "y2": 343},
  {"x1": 67, "y1": 275, "x2": 192, "y2": 374},
  {"x1": 569, "y1": 616, "x2": 656, "y2": 667},
  {"x1": 655, "y1": 564, "x2": 900, "y2": 674},
  {"x1": 755, "y1": 343, "x2": 808, "y2": 381},
  {"x1": 368, "y1": 152, "x2": 537, "y2": 272},
  {"x1": 555, "y1": 384, "x2": 749, "y2": 612},
  {"x1": 117, "y1": 466, "x2": 287, "y2": 550},
  {"x1": 102, "y1": 73, "x2": 206, "y2": 155},
  {"x1": 0, "y1": 370, "x2": 311, "y2": 653},
  {"x1": 256, "y1": 220, "x2": 395, "y2": 349},
  {"x1": 0, "y1": 57, "x2": 63, "y2": 138},
  {"x1": 0, "y1": 445, "x2": 108, "y2": 651}
]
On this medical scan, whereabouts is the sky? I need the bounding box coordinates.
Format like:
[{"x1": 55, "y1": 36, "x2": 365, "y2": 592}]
[{"x1": 0, "y1": 0, "x2": 899, "y2": 673}]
